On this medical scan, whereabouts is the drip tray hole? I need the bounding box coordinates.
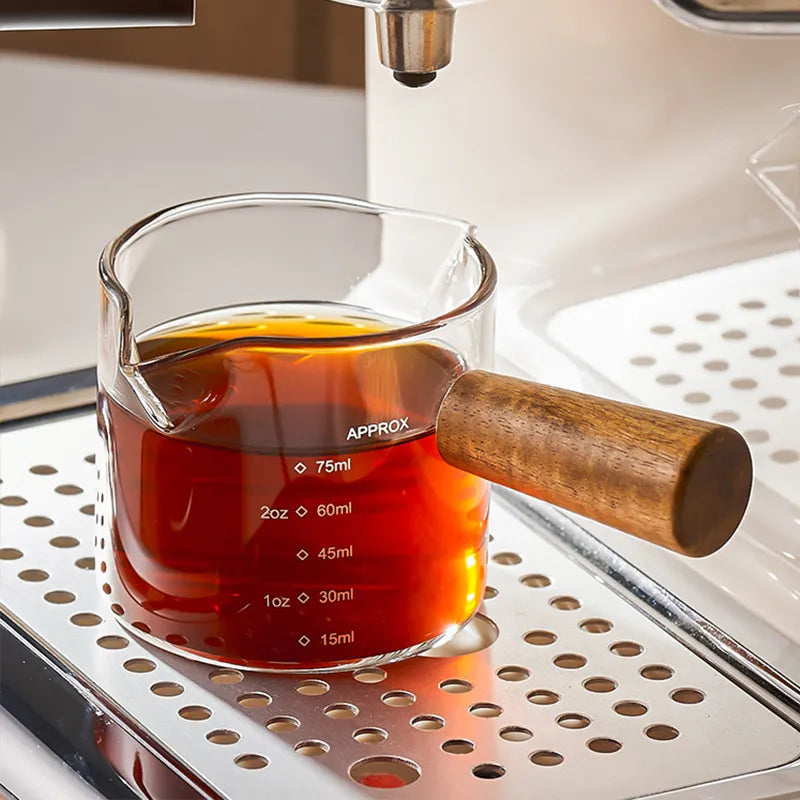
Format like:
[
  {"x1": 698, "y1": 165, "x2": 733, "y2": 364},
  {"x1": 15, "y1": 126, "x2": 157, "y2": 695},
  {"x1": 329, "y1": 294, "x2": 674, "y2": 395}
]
[
  {"x1": 421, "y1": 613, "x2": 498, "y2": 657},
  {"x1": 472, "y1": 763, "x2": 505, "y2": 779},
  {"x1": 349, "y1": 756, "x2": 421, "y2": 788}
]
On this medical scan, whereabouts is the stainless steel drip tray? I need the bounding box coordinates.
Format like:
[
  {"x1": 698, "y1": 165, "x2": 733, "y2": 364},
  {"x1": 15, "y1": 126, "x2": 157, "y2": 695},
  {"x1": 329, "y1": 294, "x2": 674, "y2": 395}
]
[{"x1": 1, "y1": 412, "x2": 799, "y2": 799}]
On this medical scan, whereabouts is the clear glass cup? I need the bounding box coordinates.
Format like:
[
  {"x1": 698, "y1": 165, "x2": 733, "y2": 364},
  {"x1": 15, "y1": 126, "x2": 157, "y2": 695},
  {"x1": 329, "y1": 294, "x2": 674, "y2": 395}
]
[{"x1": 97, "y1": 193, "x2": 496, "y2": 672}]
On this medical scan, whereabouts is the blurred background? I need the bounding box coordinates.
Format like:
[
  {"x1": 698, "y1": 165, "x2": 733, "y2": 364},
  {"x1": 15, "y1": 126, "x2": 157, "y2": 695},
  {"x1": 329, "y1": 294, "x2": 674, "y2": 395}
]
[
  {"x1": 0, "y1": 0, "x2": 365, "y2": 87},
  {"x1": 0, "y1": 0, "x2": 368, "y2": 389}
]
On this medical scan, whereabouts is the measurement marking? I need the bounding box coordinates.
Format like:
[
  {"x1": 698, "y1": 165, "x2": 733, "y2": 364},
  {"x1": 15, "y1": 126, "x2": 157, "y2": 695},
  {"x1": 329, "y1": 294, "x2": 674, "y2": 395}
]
[
  {"x1": 297, "y1": 592, "x2": 310, "y2": 604},
  {"x1": 296, "y1": 549, "x2": 309, "y2": 561},
  {"x1": 317, "y1": 501, "x2": 352, "y2": 517},
  {"x1": 320, "y1": 588, "x2": 354, "y2": 604},
  {"x1": 293, "y1": 461, "x2": 307, "y2": 475},
  {"x1": 260, "y1": 506, "x2": 289, "y2": 520},
  {"x1": 321, "y1": 631, "x2": 355, "y2": 646},
  {"x1": 318, "y1": 545, "x2": 353, "y2": 560},
  {"x1": 296, "y1": 505, "x2": 308, "y2": 518},
  {"x1": 346, "y1": 418, "x2": 408, "y2": 441},
  {"x1": 265, "y1": 595, "x2": 290, "y2": 608},
  {"x1": 298, "y1": 635, "x2": 311, "y2": 647},
  {"x1": 316, "y1": 458, "x2": 351, "y2": 474}
]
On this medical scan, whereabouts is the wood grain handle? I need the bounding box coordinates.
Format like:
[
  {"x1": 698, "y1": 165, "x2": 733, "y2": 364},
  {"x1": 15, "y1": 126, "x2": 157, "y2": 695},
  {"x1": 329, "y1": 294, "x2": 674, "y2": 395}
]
[{"x1": 436, "y1": 370, "x2": 753, "y2": 557}]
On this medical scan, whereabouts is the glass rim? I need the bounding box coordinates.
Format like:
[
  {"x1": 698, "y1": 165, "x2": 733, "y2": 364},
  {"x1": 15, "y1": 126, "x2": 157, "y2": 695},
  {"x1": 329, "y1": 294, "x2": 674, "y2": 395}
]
[{"x1": 100, "y1": 192, "x2": 497, "y2": 354}]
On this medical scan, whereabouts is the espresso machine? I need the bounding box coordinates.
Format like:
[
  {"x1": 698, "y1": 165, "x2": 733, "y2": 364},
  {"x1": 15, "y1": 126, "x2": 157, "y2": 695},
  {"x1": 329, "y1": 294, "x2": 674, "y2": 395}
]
[{"x1": 2, "y1": 2, "x2": 800, "y2": 798}]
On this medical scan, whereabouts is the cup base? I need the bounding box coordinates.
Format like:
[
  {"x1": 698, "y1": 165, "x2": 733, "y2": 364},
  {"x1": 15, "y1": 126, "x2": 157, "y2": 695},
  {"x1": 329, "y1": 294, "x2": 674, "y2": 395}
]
[{"x1": 114, "y1": 614, "x2": 475, "y2": 674}]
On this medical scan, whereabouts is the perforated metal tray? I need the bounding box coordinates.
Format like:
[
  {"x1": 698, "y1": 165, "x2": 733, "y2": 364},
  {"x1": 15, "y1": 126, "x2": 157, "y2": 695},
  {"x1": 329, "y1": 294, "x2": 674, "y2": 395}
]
[
  {"x1": 496, "y1": 245, "x2": 800, "y2": 685},
  {"x1": 2, "y1": 412, "x2": 800, "y2": 799},
  {"x1": 549, "y1": 251, "x2": 799, "y2": 509}
]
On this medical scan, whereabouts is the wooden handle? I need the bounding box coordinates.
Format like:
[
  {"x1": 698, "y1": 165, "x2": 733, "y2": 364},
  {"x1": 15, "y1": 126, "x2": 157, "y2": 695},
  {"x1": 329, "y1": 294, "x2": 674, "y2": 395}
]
[{"x1": 436, "y1": 370, "x2": 752, "y2": 557}]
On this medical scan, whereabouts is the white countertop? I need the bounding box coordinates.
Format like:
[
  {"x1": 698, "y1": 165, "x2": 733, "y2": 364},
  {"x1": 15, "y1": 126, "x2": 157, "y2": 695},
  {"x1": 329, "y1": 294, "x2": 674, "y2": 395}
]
[{"x1": 0, "y1": 54, "x2": 366, "y2": 385}]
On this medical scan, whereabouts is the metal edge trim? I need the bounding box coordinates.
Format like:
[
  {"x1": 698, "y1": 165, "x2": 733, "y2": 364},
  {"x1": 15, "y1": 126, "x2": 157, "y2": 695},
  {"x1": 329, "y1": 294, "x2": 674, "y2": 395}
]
[
  {"x1": 0, "y1": 368, "x2": 96, "y2": 429},
  {"x1": 0, "y1": 609, "x2": 221, "y2": 800},
  {"x1": 652, "y1": 0, "x2": 800, "y2": 33},
  {"x1": 0, "y1": 781, "x2": 20, "y2": 800}
]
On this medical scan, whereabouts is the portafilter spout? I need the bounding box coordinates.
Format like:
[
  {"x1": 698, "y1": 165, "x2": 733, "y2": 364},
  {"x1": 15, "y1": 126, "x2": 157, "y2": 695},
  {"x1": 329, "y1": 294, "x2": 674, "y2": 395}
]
[
  {"x1": 331, "y1": 0, "x2": 456, "y2": 86},
  {"x1": 375, "y1": 0, "x2": 455, "y2": 87}
]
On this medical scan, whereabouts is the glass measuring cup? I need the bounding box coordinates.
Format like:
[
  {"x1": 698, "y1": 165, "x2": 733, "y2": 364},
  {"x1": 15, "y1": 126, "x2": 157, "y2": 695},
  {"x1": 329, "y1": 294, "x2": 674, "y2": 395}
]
[{"x1": 98, "y1": 194, "x2": 495, "y2": 672}]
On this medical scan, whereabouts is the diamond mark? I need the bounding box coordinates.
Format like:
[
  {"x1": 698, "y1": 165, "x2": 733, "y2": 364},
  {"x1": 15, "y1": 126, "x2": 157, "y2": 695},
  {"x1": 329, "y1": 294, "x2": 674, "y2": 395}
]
[
  {"x1": 298, "y1": 635, "x2": 310, "y2": 647},
  {"x1": 296, "y1": 506, "x2": 308, "y2": 518},
  {"x1": 298, "y1": 592, "x2": 310, "y2": 604},
  {"x1": 293, "y1": 462, "x2": 307, "y2": 475},
  {"x1": 296, "y1": 549, "x2": 309, "y2": 561}
]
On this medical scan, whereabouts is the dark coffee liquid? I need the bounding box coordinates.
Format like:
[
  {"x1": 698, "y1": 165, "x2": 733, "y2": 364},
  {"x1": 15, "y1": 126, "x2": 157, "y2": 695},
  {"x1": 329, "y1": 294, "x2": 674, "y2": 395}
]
[{"x1": 101, "y1": 304, "x2": 488, "y2": 668}]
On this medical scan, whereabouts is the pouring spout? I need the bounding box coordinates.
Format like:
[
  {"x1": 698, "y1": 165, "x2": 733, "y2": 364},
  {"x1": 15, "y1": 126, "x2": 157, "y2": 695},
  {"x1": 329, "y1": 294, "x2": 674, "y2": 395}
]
[{"x1": 121, "y1": 364, "x2": 174, "y2": 433}]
